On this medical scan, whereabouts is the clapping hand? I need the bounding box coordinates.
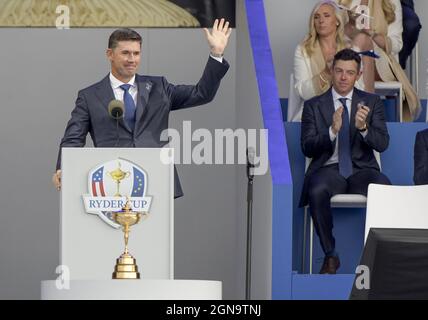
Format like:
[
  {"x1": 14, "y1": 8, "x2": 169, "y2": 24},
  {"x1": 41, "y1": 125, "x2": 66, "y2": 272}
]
[
  {"x1": 355, "y1": 103, "x2": 370, "y2": 130},
  {"x1": 332, "y1": 107, "x2": 344, "y2": 135}
]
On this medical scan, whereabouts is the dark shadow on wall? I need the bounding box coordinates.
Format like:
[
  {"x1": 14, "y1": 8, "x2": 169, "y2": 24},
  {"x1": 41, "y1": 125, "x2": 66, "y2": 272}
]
[{"x1": 169, "y1": 0, "x2": 236, "y2": 27}]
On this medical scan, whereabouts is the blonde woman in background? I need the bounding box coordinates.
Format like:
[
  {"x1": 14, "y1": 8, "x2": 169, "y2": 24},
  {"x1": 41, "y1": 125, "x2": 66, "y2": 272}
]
[
  {"x1": 338, "y1": 0, "x2": 421, "y2": 121},
  {"x1": 291, "y1": 1, "x2": 365, "y2": 122}
]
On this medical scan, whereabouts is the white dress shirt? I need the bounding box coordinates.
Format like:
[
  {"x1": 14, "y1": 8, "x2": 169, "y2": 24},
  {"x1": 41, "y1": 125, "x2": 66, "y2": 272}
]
[
  {"x1": 109, "y1": 73, "x2": 138, "y2": 106},
  {"x1": 210, "y1": 54, "x2": 223, "y2": 64}
]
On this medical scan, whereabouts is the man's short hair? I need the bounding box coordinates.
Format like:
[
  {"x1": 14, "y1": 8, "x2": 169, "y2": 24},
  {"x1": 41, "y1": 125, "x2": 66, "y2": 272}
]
[
  {"x1": 108, "y1": 28, "x2": 142, "y2": 49},
  {"x1": 333, "y1": 48, "x2": 361, "y2": 71}
]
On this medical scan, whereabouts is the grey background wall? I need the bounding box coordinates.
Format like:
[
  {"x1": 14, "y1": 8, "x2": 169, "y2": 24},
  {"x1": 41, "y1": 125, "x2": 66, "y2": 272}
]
[
  {"x1": 265, "y1": 0, "x2": 428, "y2": 99},
  {"x1": 0, "y1": 28, "x2": 237, "y2": 299}
]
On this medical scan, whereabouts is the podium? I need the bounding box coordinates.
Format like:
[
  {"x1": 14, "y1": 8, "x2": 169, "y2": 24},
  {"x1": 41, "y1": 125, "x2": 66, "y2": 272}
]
[
  {"x1": 41, "y1": 280, "x2": 222, "y2": 300},
  {"x1": 42, "y1": 148, "x2": 221, "y2": 299}
]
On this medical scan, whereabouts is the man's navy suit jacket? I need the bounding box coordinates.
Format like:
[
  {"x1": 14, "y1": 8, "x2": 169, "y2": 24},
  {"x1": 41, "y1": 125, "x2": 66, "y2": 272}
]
[
  {"x1": 299, "y1": 87, "x2": 390, "y2": 207},
  {"x1": 57, "y1": 56, "x2": 229, "y2": 198}
]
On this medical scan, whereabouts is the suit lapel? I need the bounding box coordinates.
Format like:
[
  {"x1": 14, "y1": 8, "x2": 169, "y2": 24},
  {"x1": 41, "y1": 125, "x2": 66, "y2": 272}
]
[
  {"x1": 319, "y1": 88, "x2": 335, "y2": 128},
  {"x1": 350, "y1": 90, "x2": 361, "y2": 143},
  {"x1": 135, "y1": 75, "x2": 153, "y2": 131},
  {"x1": 95, "y1": 75, "x2": 132, "y2": 133}
]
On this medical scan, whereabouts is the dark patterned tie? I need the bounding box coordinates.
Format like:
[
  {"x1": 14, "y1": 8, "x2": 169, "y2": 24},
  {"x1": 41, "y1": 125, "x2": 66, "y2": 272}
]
[
  {"x1": 338, "y1": 98, "x2": 352, "y2": 178},
  {"x1": 120, "y1": 84, "x2": 136, "y2": 131}
]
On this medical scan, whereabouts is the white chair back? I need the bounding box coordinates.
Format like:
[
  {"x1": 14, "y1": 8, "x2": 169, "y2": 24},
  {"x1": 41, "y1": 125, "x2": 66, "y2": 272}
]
[{"x1": 365, "y1": 184, "x2": 428, "y2": 242}]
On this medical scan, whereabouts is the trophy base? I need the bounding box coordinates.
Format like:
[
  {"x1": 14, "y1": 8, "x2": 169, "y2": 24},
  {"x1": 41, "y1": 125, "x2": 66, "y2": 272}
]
[{"x1": 112, "y1": 253, "x2": 140, "y2": 279}]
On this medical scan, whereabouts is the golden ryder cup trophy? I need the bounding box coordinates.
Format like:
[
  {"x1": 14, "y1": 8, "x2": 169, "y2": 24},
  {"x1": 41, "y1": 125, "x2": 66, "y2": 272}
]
[
  {"x1": 107, "y1": 162, "x2": 130, "y2": 197},
  {"x1": 112, "y1": 199, "x2": 147, "y2": 279}
]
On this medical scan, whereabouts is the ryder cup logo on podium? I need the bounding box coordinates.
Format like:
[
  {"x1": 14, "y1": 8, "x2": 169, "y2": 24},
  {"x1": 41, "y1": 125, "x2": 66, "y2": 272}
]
[{"x1": 82, "y1": 158, "x2": 152, "y2": 228}]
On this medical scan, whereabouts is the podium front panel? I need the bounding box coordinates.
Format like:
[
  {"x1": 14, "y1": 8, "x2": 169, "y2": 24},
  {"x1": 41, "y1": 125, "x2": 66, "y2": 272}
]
[{"x1": 61, "y1": 148, "x2": 174, "y2": 280}]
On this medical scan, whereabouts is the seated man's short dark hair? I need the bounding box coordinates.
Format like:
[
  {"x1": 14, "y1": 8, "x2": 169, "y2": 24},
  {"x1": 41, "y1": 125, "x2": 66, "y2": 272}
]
[
  {"x1": 108, "y1": 28, "x2": 142, "y2": 49},
  {"x1": 333, "y1": 48, "x2": 361, "y2": 71}
]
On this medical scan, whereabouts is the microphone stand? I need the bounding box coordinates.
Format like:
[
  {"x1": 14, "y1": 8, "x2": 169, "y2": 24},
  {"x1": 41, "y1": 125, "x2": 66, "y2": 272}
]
[
  {"x1": 245, "y1": 152, "x2": 255, "y2": 300},
  {"x1": 115, "y1": 117, "x2": 120, "y2": 147}
]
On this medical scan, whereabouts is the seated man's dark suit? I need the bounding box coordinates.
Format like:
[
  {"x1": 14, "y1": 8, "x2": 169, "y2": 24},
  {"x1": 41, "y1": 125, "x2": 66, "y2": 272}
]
[
  {"x1": 57, "y1": 56, "x2": 229, "y2": 198},
  {"x1": 414, "y1": 128, "x2": 428, "y2": 185},
  {"x1": 299, "y1": 87, "x2": 391, "y2": 256}
]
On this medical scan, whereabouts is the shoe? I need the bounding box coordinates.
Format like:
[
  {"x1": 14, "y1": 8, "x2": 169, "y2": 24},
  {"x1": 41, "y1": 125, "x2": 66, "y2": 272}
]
[{"x1": 319, "y1": 256, "x2": 340, "y2": 274}]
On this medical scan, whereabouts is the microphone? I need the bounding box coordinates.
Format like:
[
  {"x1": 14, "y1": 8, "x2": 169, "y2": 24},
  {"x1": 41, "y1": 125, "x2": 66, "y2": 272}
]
[
  {"x1": 247, "y1": 147, "x2": 256, "y2": 179},
  {"x1": 108, "y1": 100, "x2": 124, "y2": 119},
  {"x1": 108, "y1": 100, "x2": 124, "y2": 147},
  {"x1": 247, "y1": 147, "x2": 256, "y2": 176}
]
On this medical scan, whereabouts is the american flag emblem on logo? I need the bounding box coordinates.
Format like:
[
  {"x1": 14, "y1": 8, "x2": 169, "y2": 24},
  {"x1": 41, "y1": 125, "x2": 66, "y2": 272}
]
[{"x1": 91, "y1": 167, "x2": 106, "y2": 196}]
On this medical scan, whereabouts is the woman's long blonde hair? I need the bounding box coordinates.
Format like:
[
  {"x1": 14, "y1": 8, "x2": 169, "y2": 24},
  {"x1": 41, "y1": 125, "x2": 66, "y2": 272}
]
[
  {"x1": 302, "y1": 1, "x2": 348, "y2": 57},
  {"x1": 338, "y1": 0, "x2": 396, "y2": 24}
]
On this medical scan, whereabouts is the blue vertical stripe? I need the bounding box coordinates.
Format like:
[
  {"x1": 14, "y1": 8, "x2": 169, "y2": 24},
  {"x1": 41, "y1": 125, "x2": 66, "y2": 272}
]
[{"x1": 245, "y1": 0, "x2": 293, "y2": 299}]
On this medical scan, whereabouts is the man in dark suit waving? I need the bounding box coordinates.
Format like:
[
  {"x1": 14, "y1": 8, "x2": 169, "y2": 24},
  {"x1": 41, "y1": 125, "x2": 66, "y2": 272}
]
[
  {"x1": 52, "y1": 19, "x2": 231, "y2": 198},
  {"x1": 300, "y1": 49, "x2": 391, "y2": 274}
]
